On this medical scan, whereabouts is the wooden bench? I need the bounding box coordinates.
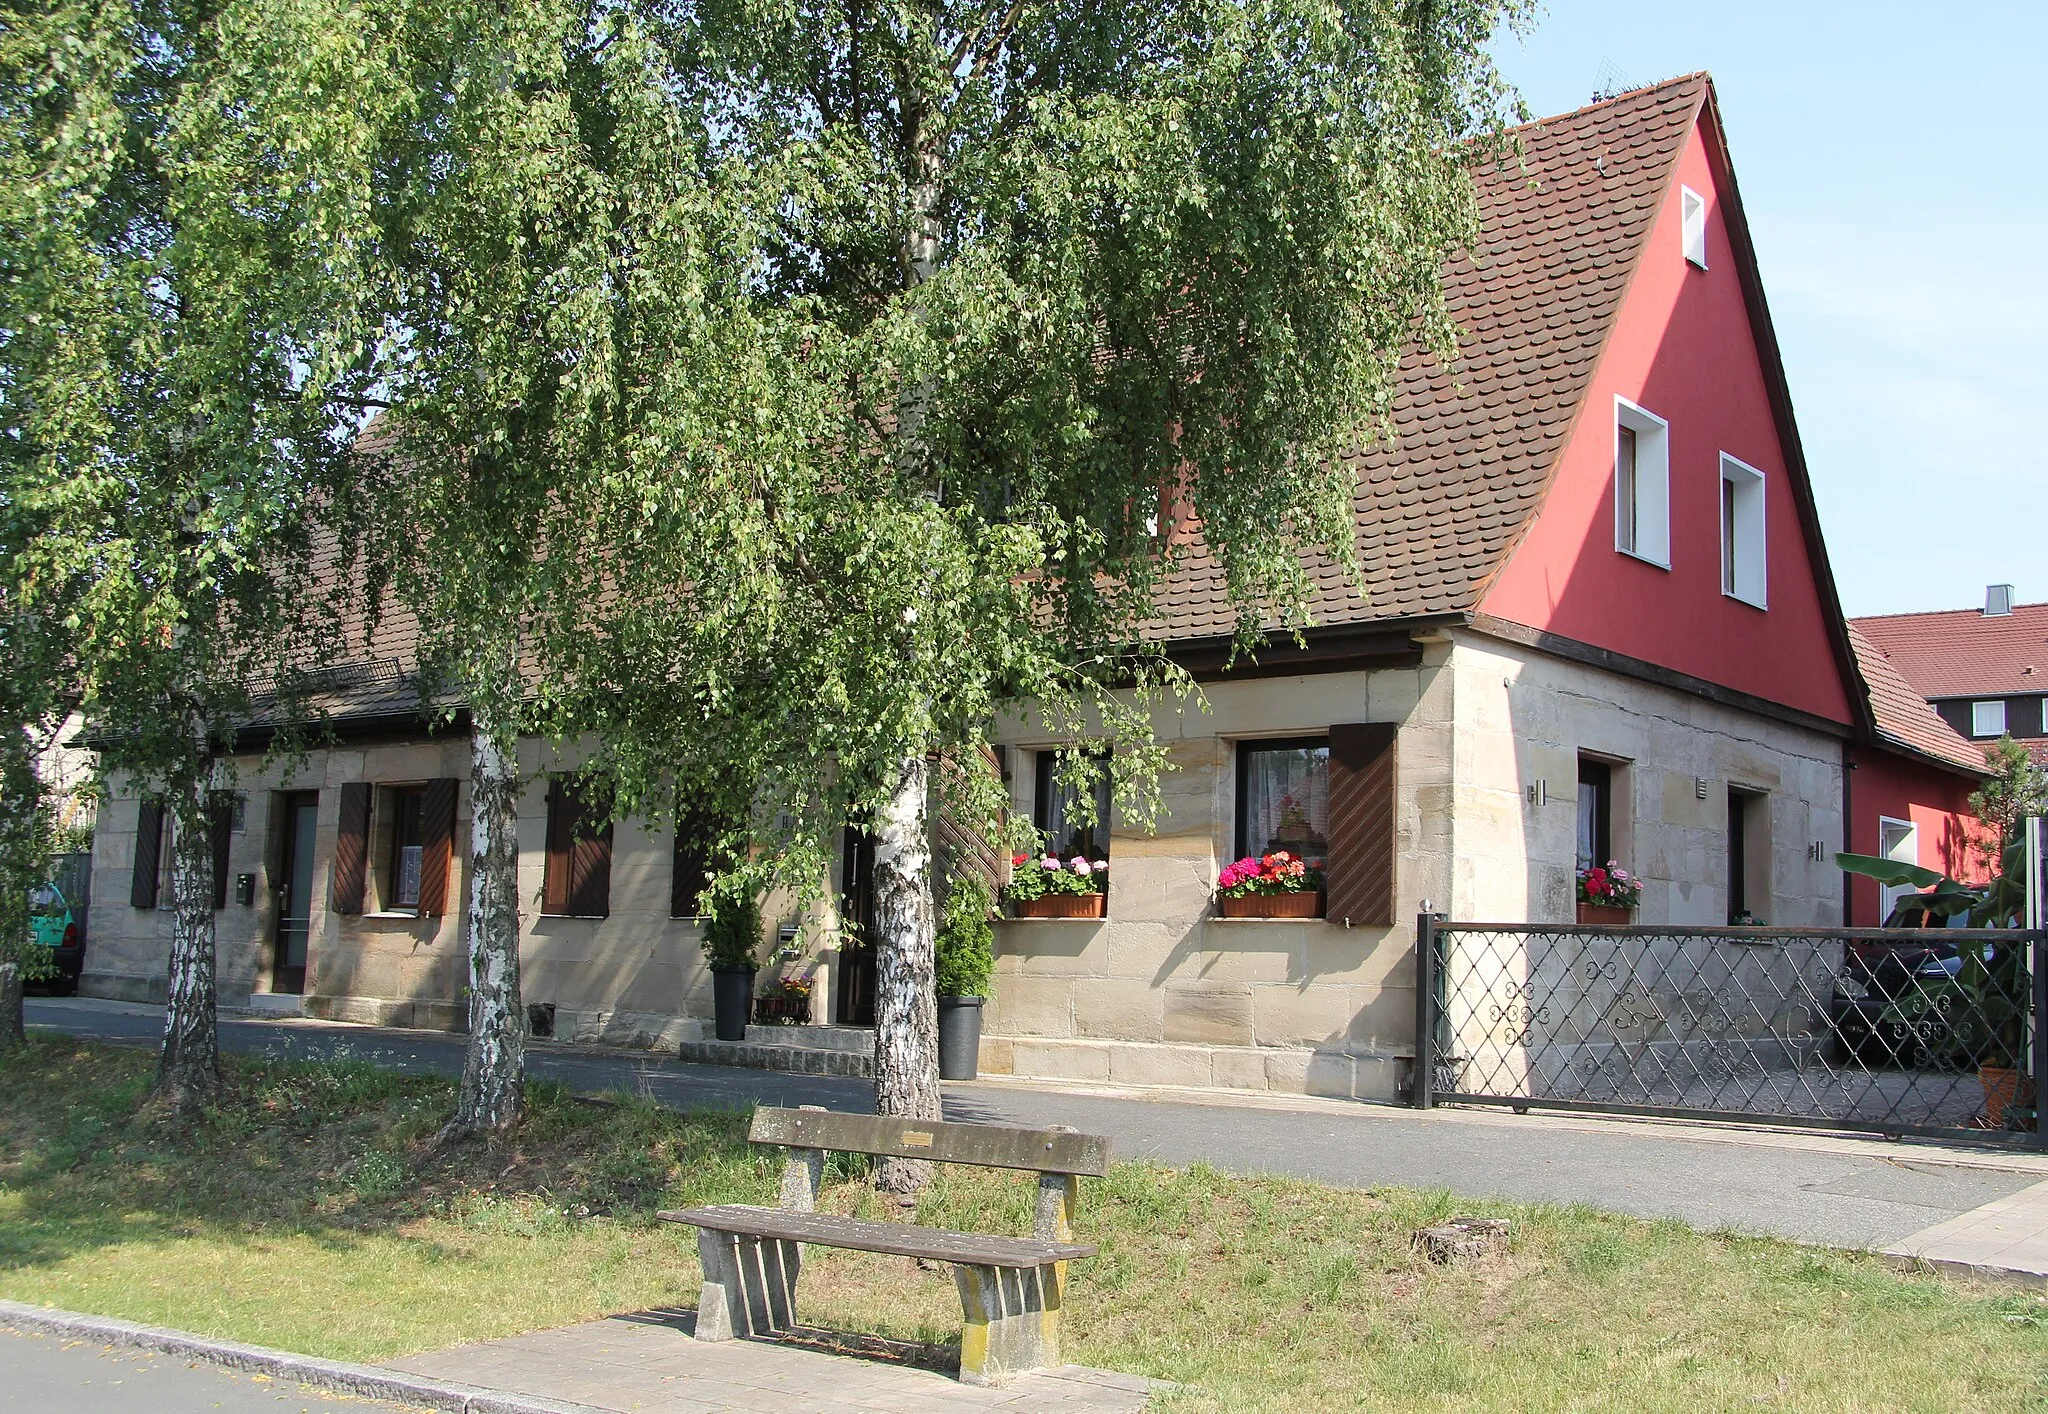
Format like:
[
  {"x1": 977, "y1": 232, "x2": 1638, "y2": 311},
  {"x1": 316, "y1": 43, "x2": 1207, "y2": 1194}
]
[{"x1": 660, "y1": 1105, "x2": 1111, "y2": 1386}]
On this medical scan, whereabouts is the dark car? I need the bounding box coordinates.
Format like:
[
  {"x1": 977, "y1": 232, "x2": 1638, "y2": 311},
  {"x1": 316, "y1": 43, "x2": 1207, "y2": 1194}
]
[
  {"x1": 1829, "y1": 940, "x2": 1966, "y2": 1068},
  {"x1": 25, "y1": 852, "x2": 89, "y2": 995}
]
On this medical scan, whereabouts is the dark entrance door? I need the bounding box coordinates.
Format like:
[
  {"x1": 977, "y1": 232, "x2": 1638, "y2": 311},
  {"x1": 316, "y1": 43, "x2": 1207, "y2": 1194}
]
[
  {"x1": 272, "y1": 791, "x2": 319, "y2": 995},
  {"x1": 837, "y1": 828, "x2": 877, "y2": 1027}
]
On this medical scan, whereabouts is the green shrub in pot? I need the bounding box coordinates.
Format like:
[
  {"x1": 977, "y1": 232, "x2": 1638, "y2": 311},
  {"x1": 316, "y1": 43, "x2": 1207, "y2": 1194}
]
[
  {"x1": 935, "y1": 875, "x2": 995, "y2": 999},
  {"x1": 700, "y1": 884, "x2": 761, "y2": 972}
]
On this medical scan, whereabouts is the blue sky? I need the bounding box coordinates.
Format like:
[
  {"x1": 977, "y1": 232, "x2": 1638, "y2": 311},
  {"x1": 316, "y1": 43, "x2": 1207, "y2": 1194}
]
[{"x1": 1492, "y1": 3, "x2": 2046, "y2": 617}]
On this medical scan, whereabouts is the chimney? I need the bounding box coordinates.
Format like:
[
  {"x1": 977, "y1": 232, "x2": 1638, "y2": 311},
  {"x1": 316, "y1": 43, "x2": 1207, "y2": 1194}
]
[{"x1": 1985, "y1": 584, "x2": 2015, "y2": 616}]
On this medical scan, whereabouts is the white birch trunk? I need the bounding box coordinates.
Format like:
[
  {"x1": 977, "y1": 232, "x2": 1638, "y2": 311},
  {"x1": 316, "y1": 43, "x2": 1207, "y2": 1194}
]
[
  {"x1": 866, "y1": 105, "x2": 947, "y2": 1195},
  {"x1": 443, "y1": 714, "x2": 525, "y2": 1137},
  {"x1": 871, "y1": 752, "x2": 941, "y2": 1193},
  {"x1": 0, "y1": 962, "x2": 23, "y2": 1051},
  {"x1": 156, "y1": 770, "x2": 220, "y2": 1109}
]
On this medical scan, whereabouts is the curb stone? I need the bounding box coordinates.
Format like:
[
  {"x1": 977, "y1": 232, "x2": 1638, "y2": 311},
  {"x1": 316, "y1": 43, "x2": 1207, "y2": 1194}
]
[{"x1": 0, "y1": 1299, "x2": 608, "y2": 1414}]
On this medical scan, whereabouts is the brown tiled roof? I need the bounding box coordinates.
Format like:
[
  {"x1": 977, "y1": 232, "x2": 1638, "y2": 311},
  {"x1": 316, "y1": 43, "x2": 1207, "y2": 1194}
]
[
  {"x1": 311, "y1": 78, "x2": 1720, "y2": 711},
  {"x1": 1151, "y1": 74, "x2": 1710, "y2": 639},
  {"x1": 1846, "y1": 626, "x2": 1988, "y2": 775},
  {"x1": 1851, "y1": 602, "x2": 2048, "y2": 701}
]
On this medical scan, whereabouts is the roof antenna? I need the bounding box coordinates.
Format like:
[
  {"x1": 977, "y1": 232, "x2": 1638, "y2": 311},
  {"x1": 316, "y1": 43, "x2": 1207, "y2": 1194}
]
[{"x1": 1590, "y1": 58, "x2": 1638, "y2": 103}]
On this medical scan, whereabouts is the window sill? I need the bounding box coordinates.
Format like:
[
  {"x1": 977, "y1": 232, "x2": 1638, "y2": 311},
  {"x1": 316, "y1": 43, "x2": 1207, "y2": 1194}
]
[
  {"x1": 539, "y1": 912, "x2": 609, "y2": 921},
  {"x1": 1720, "y1": 589, "x2": 1767, "y2": 611},
  {"x1": 998, "y1": 915, "x2": 1110, "y2": 923},
  {"x1": 1207, "y1": 915, "x2": 1331, "y2": 924},
  {"x1": 1616, "y1": 546, "x2": 1670, "y2": 571},
  {"x1": 362, "y1": 909, "x2": 422, "y2": 920}
]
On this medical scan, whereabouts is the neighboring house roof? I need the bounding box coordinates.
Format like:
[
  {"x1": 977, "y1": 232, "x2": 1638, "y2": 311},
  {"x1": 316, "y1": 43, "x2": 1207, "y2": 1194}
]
[
  {"x1": 1153, "y1": 74, "x2": 1711, "y2": 639},
  {"x1": 1851, "y1": 602, "x2": 2048, "y2": 702},
  {"x1": 1845, "y1": 626, "x2": 1989, "y2": 775}
]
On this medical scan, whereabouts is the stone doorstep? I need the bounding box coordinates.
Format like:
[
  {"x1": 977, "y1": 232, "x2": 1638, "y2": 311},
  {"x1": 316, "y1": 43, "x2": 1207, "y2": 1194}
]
[
  {"x1": 678, "y1": 1035, "x2": 876, "y2": 1079},
  {"x1": 748, "y1": 1022, "x2": 874, "y2": 1054}
]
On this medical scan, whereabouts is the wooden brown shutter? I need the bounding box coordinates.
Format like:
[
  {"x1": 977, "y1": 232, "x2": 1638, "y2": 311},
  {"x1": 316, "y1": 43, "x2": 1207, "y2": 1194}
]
[
  {"x1": 332, "y1": 782, "x2": 372, "y2": 915},
  {"x1": 208, "y1": 797, "x2": 234, "y2": 910},
  {"x1": 130, "y1": 801, "x2": 164, "y2": 909},
  {"x1": 671, "y1": 806, "x2": 711, "y2": 918},
  {"x1": 416, "y1": 777, "x2": 460, "y2": 916},
  {"x1": 568, "y1": 785, "x2": 614, "y2": 918},
  {"x1": 1325, "y1": 722, "x2": 1398, "y2": 927},
  {"x1": 542, "y1": 778, "x2": 573, "y2": 915}
]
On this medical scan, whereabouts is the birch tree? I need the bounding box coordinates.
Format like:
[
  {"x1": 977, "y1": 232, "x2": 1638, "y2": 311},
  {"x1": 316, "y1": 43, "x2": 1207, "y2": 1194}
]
[
  {"x1": 0, "y1": 0, "x2": 397, "y2": 1106},
  {"x1": 541, "y1": 0, "x2": 1528, "y2": 1189},
  {"x1": 351, "y1": 0, "x2": 738, "y2": 1137}
]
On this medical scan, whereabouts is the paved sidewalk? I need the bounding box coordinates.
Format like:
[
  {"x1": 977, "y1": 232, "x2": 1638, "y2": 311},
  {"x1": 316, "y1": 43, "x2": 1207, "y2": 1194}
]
[
  {"x1": 1884, "y1": 1176, "x2": 2048, "y2": 1282},
  {"x1": 28, "y1": 996, "x2": 2048, "y2": 1255},
  {"x1": 387, "y1": 1310, "x2": 1152, "y2": 1413}
]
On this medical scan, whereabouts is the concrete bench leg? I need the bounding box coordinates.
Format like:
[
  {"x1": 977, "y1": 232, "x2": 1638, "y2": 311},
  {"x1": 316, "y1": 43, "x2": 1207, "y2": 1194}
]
[
  {"x1": 951, "y1": 1262, "x2": 1062, "y2": 1386},
  {"x1": 694, "y1": 1230, "x2": 802, "y2": 1342}
]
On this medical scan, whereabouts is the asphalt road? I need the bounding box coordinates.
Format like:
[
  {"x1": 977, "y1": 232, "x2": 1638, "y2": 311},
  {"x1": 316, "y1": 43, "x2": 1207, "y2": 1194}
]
[
  {"x1": 27, "y1": 996, "x2": 2041, "y2": 1249},
  {"x1": 0, "y1": 1328, "x2": 409, "y2": 1412}
]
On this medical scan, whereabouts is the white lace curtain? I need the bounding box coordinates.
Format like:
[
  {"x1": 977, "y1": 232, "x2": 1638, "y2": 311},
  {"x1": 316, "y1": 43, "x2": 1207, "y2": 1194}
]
[{"x1": 1242, "y1": 745, "x2": 1329, "y2": 861}]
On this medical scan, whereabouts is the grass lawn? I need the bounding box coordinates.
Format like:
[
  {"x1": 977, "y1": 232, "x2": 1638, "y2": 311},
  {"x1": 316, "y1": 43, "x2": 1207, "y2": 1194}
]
[{"x1": 1, "y1": 1036, "x2": 2044, "y2": 1411}]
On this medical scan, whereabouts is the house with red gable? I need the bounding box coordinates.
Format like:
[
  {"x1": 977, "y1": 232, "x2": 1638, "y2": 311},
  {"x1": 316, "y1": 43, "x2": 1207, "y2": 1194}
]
[
  {"x1": 1854, "y1": 590, "x2": 2048, "y2": 769},
  {"x1": 80, "y1": 74, "x2": 1993, "y2": 1102}
]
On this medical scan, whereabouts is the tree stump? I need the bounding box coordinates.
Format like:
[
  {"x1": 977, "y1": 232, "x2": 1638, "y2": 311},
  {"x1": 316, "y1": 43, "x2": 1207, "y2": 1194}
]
[{"x1": 1414, "y1": 1217, "x2": 1510, "y2": 1265}]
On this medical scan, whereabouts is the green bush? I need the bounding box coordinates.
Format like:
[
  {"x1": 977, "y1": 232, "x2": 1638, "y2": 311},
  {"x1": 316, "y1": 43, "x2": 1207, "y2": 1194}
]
[
  {"x1": 699, "y1": 885, "x2": 760, "y2": 971},
  {"x1": 935, "y1": 874, "x2": 995, "y2": 998}
]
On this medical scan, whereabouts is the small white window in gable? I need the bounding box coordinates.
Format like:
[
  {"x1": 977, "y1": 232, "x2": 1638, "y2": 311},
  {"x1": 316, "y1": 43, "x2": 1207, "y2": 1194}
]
[
  {"x1": 1614, "y1": 398, "x2": 1670, "y2": 568},
  {"x1": 1680, "y1": 186, "x2": 1708, "y2": 269},
  {"x1": 1719, "y1": 454, "x2": 1767, "y2": 608},
  {"x1": 1972, "y1": 700, "x2": 2008, "y2": 738}
]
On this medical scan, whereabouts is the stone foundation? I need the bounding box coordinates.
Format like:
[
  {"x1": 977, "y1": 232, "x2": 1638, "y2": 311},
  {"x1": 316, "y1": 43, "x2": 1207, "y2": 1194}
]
[{"x1": 979, "y1": 1032, "x2": 1408, "y2": 1100}]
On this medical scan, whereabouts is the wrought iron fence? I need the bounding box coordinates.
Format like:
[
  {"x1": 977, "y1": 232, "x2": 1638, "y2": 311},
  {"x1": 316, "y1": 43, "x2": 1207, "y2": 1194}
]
[{"x1": 1412, "y1": 917, "x2": 2048, "y2": 1145}]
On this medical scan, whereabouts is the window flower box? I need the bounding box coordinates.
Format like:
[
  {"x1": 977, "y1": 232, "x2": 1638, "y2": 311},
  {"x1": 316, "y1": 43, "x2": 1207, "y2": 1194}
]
[
  {"x1": 1576, "y1": 859, "x2": 1641, "y2": 926},
  {"x1": 1013, "y1": 893, "x2": 1107, "y2": 920},
  {"x1": 1214, "y1": 851, "x2": 1324, "y2": 918},
  {"x1": 1219, "y1": 890, "x2": 1325, "y2": 920},
  {"x1": 1003, "y1": 852, "x2": 1108, "y2": 919}
]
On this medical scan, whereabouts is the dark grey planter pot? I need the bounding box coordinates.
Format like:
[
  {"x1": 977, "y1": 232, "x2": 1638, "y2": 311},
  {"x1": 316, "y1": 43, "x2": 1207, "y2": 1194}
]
[
  {"x1": 937, "y1": 995, "x2": 985, "y2": 1080},
  {"x1": 712, "y1": 967, "x2": 756, "y2": 1042}
]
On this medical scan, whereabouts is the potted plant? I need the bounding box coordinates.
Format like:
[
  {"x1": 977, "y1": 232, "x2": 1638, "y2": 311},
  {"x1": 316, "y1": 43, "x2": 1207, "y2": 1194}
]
[
  {"x1": 701, "y1": 885, "x2": 760, "y2": 1042},
  {"x1": 754, "y1": 974, "x2": 812, "y2": 1026},
  {"x1": 1837, "y1": 842, "x2": 2034, "y2": 1127},
  {"x1": 1215, "y1": 851, "x2": 1324, "y2": 919},
  {"x1": 1003, "y1": 851, "x2": 1108, "y2": 918},
  {"x1": 935, "y1": 875, "x2": 996, "y2": 1080},
  {"x1": 1576, "y1": 860, "x2": 1642, "y2": 924}
]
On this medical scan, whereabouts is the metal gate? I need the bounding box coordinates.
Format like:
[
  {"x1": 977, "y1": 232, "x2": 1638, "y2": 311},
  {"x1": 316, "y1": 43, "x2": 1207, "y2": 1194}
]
[{"x1": 1413, "y1": 916, "x2": 2048, "y2": 1145}]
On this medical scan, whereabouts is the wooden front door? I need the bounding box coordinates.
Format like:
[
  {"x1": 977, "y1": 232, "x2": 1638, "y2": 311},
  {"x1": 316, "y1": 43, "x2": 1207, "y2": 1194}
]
[{"x1": 272, "y1": 791, "x2": 319, "y2": 994}]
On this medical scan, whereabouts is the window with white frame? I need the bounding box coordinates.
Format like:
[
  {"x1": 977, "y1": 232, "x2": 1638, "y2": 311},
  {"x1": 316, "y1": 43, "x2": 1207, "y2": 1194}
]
[
  {"x1": 1972, "y1": 699, "x2": 2008, "y2": 738},
  {"x1": 1680, "y1": 186, "x2": 1708, "y2": 268},
  {"x1": 1719, "y1": 454, "x2": 1767, "y2": 607},
  {"x1": 1614, "y1": 398, "x2": 1670, "y2": 567}
]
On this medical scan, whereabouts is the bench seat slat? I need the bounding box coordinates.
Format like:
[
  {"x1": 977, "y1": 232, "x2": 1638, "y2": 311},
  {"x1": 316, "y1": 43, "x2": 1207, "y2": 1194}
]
[
  {"x1": 746, "y1": 1108, "x2": 1110, "y2": 1177},
  {"x1": 661, "y1": 1205, "x2": 1096, "y2": 1266}
]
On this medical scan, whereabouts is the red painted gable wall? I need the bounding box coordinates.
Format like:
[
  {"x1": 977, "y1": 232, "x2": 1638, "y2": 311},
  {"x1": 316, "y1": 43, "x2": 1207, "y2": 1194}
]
[
  {"x1": 1478, "y1": 116, "x2": 1854, "y2": 726},
  {"x1": 1844, "y1": 746, "x2": 1992, "y2": 925}
]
